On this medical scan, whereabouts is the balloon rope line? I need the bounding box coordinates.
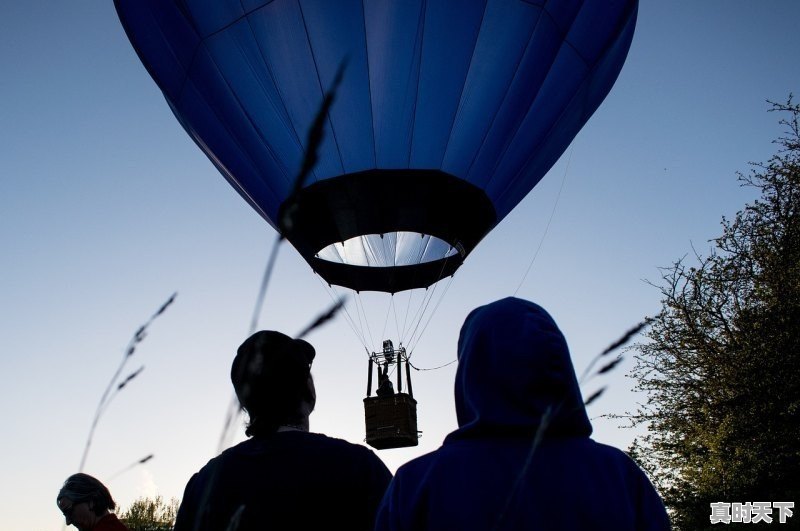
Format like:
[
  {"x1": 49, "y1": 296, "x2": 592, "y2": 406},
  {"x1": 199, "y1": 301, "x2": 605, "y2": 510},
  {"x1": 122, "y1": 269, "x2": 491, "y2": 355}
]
[
  {"x1": 405, "y1": 246, "x2": 452, "y2": 346},
  {"x1": 405, "y1": 275, "x2": 445, "y2": 356},
  {"x1": 355, "y1": 293, "x2": 376, "y2": 351},
  {"x1": 352, "y1": 289, "x2": 370, "y2": 349},
  {"x1": 405, "y1": 282, "x2": 439, "y2": 354},
  {"x1": 381, "y1": 294, "x2": 393, "y2": 341},
  {"x1": 513, "y1": 147, "x2": 572, "y2": 296},
  {"x1": 406, "y1": 250, "x2": 455, "y2": 355},
  {"x1": 392, "y1": 296, "x2": 401, "y2": 344},
  {"x1": 407, "y1": 358, "x2": 457, "y2": 371},
  {"x1": 219, "y1": 234, "x2": 284, "y2": 453},
  {"x1": 317, "y1": 278, "x2": 367, "y2": 350},
  {"x1": 407, "y1": 274, "x2": 454, "y2": 356},
  {"x1": 401, "y1": 289, "x2": 414, "y2": 343}
]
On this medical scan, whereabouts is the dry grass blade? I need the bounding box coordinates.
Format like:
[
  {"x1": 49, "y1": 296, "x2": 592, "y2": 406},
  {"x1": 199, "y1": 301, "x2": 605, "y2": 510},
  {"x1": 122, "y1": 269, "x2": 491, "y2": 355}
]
[
  {"x1": 249, "y1": 235, "x2": 283, "y2": 335},
  {"x1": 116, "y1": 366, "x2": 145, "y2": 391},
  {"x1": 296, "y1": 297, "x2": 346, "y2": 339},
  {"x1": 584, "y1": 387, "x2": 606, "y2": 407},
  {"x1": 292, "y1": 61, "x2": 347, "y2": 196},
  {"x1": 249, "y1": 61, "x2": 347, "y2": 336},
  {"x1": 599, "y1": 320, "x2": 649, "y2": 357},
  {"x1": 221, "y1": 62, "x2": 349, "y2": 454},
  {"x1": 579, "y1": 319, "x2": 649, "y2": 383},
  {"x1": 224, "y1": 505, "x2": 246, "y2": 531},
  {"x1": 492, "y1": 406, "x2": 554, "y2": 531},
  {"x1": 154, "y1": 293, "x2": 177, "y2": 316},
  {"x1": 280, "y1": 59, "x2": 347, "y2": 234},
  {"x1": 597, "y1": 356, "x2": 624, "y2": 375},
  {"x1": 106, "y1": 454, "x2": 155, "y2": 481},
  {"x1": 79, "y1": 293, "x2": 177, "y2": 471}
]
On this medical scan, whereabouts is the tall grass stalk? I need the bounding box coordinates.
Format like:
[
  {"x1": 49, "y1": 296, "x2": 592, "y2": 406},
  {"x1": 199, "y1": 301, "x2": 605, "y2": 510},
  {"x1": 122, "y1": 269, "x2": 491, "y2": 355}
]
[
  {"x1": 78, "y1": 293, "x2": 176, "y2": 472},
  {"x1": 217, "y1": 62, "x2": 347, "y2": 454},
  {"x1": 490, "y1": 319, "x2": 649, "y2": 530}
]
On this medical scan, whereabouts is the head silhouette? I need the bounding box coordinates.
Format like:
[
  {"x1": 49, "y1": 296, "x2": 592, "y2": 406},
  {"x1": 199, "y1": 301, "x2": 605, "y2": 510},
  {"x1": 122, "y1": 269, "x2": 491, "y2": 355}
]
[
  {"x1": 231, "y1": 330, "x2": 316, "y2": 436},
  {"x1": 56, "y1": 473, "x2": 115, "y2": 530}
]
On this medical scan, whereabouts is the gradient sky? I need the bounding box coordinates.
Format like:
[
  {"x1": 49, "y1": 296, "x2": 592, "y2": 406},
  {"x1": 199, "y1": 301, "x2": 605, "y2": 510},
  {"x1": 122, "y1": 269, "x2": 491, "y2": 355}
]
[{"x1": 2, "y1": 2, "x2": 799, "y2": 530}]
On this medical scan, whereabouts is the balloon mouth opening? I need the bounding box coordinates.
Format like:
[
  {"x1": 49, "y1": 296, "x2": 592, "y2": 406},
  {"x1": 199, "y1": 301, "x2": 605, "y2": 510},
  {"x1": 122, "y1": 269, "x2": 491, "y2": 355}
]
[
  {"x1": 280, "y1": 169, "x2": 497, "y2": 292},
  {"x1": 315, "y1": 232, "x2": 460, "y2": 268}
]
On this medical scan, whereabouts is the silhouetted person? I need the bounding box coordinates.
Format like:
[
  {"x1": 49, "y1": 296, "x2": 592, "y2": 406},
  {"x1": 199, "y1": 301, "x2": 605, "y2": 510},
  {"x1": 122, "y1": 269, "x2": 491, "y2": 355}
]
[
  {"x1": 376, "y1": 364, "x2": 395, "y2": 397},
  {"x1": 57, "y1": 473, "x2": 128, "y2": 531},
  {"x1": 174, "y1": 331, "x2": 392, "y2": 531},
  {"x1": 375, "y1": 297, "x2": 670, "y2": 531}
]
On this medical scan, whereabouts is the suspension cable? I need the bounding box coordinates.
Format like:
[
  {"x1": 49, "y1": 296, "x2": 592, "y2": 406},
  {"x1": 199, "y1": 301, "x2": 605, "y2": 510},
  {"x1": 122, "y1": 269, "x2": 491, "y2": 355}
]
[
  {"x1": 316, "y1": 277, "x2": 367, "y2": 349},
  {"x1": 513, "y1": 147, "x2": 572, "y2": 296}
]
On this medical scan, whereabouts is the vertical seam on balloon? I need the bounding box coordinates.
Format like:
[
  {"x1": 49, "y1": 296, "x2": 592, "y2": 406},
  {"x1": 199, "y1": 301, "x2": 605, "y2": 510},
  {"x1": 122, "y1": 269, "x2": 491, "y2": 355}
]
[
  {"x1": 241, "y1": 4, "x2": 308, "y2": 190},
  {"x1": 460, "y1": 3, "x2": 543, "y2": 183},
  {"x1": 190, "y1": 38, "x2": 286, "y2": 219},
  {"x1": 406, "y1": 0, "x2": 428, "y2": 167},
  {"x1": 361, "y1": 0, "x2": 378, "y2": 168},
  {"x1": 297, "y1": 0, "x2": 347, "y2": 179},
  {"x1": 420, "y1": 234, "x2": 434, "y2": 264},
  {"x1": 145, "y1": 1, "x2": 202, "y2": 111},
  {"x1": 200, "y1": 7, "x2": 253, "y2": 39},
  {"x1": 383, "y1": 233, "x2": 395, "y2": 268},
  {"x1": 222, "y1": 8, "x2": 295, "y2": 188},
  {"x1": 438, "y1": 0, "x2": 491, "y2": 168},
  {"x1": 199, "y1": 1, "x2": 277, "y2": 40},
  {"x1": 480, "y1": 4, "x2": 580, "y2": 195},
  {"x1": 492, "y1": 5, "x2": 635, "y2": 209}
]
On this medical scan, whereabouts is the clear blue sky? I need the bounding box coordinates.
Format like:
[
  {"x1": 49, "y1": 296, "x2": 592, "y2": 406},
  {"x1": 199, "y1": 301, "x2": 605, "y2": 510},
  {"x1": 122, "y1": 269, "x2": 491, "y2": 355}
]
[{"x1": 1, "y1": 2, "x2": 798, "y2": 530}]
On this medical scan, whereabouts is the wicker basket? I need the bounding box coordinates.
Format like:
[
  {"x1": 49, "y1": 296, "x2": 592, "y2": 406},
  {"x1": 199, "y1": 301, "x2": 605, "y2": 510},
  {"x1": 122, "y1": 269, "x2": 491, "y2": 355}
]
[{"x1": 364, "y1": 393, "x2": 419, "y2": 449}]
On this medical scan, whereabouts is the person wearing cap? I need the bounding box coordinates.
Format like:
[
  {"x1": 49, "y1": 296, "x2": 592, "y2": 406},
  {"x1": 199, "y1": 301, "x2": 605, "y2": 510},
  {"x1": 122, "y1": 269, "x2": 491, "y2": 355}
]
[
  {"x1": 57, "y1": 473, "x2": 128, "y2": 531},
  {"x1": 173, "y1": 330, "x2": 392, "y2": 531},
  {"x1": 375, "y1": 297, "x2": 669, "y2": 531}
]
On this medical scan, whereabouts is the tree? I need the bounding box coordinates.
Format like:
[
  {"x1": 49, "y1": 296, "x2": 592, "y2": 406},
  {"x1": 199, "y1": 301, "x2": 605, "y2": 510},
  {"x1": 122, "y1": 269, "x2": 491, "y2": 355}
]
[
  {"x1": 627, "y1": 98, "x2": 800, "y2": 531},
  {"x1": 119, "y1": 496, "x2": 179, "y2": 531}
]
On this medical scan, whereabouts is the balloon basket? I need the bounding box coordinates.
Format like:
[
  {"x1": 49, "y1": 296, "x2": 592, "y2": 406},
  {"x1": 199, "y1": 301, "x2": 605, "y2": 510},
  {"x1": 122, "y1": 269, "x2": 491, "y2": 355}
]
[{"x1": 364, "y1": 394, "x2": 419, "y2": 450}]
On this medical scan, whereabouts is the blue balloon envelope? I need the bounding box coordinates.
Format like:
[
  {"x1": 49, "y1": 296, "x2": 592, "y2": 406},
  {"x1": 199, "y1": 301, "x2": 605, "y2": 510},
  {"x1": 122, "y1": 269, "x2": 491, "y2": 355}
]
[{"x1": 116, "y1": 0, "x2": 637, "y2": 293}]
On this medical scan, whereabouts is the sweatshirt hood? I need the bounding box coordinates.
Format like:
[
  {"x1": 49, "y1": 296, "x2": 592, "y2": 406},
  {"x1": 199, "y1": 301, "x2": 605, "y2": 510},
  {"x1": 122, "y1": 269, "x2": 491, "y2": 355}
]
[{"x1": 448, "y1": 297, "x2": 592, "y2": 441}]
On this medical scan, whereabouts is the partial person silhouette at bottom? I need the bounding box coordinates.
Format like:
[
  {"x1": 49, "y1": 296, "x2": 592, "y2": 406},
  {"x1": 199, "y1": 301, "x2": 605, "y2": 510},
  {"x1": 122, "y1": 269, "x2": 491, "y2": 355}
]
[
  {"x1": 375, "y1": 297, "x2": 670, "y2": 531},
  {"x1": 174, "y1": 330, "x2": 391, "y2": 531}
]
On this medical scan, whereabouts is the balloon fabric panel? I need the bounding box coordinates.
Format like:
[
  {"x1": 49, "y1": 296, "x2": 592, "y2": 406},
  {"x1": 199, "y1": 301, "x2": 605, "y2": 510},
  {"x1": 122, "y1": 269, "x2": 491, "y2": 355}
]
[{"x1": 115, "y1": 0, "x2": 638, "y2": 292}]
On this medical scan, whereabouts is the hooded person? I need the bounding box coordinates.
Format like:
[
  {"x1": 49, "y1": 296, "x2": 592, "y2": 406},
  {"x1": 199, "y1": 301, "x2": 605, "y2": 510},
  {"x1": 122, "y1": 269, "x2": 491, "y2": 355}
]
[
  {"x1": 375, "y1": 298, "x2": 670, "y2": 531},
  {"x1": 173, "y1": 330, "x2": 392, "y2": 531}
]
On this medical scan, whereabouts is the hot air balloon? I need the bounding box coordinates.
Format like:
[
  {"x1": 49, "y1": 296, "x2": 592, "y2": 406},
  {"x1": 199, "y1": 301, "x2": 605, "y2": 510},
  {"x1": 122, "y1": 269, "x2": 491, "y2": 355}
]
[{"x1": 115, "y1": 0, "x2": 637, "y2": 448}]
